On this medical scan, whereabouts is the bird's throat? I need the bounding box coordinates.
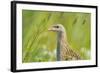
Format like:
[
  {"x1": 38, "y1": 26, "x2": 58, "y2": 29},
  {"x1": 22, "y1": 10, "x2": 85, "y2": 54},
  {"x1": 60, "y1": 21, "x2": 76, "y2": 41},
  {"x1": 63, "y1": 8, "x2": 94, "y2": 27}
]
[
  {"x1": 57, "y1": 32, "x2": 61, "y2": 61},
  {"x1": 57, "y1": 31, "x2": 67, "y2": 61}
]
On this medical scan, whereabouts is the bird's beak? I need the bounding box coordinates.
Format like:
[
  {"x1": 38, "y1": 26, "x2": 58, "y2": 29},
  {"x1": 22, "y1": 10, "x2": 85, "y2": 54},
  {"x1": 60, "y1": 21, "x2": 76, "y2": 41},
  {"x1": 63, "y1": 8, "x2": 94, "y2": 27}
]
[
  {"x1": 48, "y1": 27, "x2": 52, "y2": 31},
  {"x1": 48, "y1": 25, "x2": 56, "y2": 31},
  {"x1": 48, "y1": 26, "x2": 55, "y2": 31}
]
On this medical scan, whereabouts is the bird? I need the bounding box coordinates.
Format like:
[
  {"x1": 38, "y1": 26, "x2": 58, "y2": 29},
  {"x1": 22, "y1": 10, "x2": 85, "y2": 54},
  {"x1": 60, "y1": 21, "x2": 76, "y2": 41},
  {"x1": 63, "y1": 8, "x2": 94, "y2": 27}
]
[{"x1": 48, "y1": 24, "x2": 81, "y2": 61}]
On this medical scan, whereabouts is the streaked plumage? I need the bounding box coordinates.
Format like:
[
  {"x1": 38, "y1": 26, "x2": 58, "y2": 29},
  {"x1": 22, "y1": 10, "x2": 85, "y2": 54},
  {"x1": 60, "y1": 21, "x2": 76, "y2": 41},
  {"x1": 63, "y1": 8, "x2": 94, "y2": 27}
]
[{"x1": 48, "y1": 24, "x2": 81, "y2": 61}]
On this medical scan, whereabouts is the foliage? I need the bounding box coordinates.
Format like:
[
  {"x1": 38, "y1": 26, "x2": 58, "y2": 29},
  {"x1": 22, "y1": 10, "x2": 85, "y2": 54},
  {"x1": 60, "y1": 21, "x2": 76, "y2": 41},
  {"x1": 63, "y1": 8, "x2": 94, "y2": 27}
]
[{"x1": 22, "y1": 10, "x2": 91, "y2": 63}]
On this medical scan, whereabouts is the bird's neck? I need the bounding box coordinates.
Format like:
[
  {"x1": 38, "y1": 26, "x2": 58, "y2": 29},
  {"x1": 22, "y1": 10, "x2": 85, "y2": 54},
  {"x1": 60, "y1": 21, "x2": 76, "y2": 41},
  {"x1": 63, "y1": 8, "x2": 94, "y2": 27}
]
[{"x1": 57, "y1": 31, "x2": 67, "y2": 61}]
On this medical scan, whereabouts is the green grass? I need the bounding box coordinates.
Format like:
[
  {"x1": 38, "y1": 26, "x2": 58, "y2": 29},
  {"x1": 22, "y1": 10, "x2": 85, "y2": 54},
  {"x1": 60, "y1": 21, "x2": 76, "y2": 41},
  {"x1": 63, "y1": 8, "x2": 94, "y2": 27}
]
[{"x1": 22, "y1": 10, "x2": 91, "y2": 63}]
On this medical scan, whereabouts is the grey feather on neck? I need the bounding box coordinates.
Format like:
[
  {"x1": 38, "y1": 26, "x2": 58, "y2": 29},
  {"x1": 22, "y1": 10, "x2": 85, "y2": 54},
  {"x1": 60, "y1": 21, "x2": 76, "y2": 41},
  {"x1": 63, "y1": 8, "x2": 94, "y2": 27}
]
[{"x1": 57, "y1": 32, "x2": 62, "y2": 61}]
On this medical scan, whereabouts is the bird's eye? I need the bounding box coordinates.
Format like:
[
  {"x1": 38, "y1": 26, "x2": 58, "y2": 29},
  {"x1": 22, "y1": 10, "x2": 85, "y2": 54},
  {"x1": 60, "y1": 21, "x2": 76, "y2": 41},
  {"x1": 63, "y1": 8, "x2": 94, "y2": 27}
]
[
  {"x1": 56, "y1": 26, "x2": 59, "y2": 28},
  {"x1": 54, "y1": 26, "x2": 59, "y2": 28}
]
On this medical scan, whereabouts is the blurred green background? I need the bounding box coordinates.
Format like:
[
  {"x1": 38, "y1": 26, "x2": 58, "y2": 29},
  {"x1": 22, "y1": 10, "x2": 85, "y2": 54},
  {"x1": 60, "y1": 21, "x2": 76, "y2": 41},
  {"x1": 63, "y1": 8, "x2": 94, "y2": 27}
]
[{"x1": 22, "y1": 10, "x2": 91, "y2": 63}]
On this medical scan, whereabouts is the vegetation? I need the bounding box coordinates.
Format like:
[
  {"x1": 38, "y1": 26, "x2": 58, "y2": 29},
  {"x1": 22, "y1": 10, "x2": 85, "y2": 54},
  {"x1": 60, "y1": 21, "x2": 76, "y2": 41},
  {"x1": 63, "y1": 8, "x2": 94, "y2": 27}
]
[{"x1": 22, "y1": 10, "x2": 91, "y2": 63}]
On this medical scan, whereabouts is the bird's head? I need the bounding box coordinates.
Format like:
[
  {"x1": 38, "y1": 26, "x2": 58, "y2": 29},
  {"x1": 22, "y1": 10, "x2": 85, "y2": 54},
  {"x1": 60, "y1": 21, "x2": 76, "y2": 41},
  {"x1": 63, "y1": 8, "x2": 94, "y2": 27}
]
[{"x1": 48, "y1": 24, "x2": 65, "y2": 33}]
